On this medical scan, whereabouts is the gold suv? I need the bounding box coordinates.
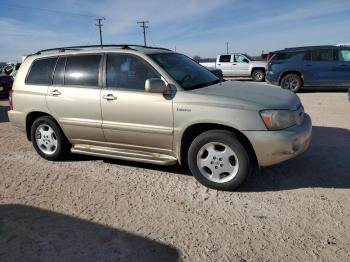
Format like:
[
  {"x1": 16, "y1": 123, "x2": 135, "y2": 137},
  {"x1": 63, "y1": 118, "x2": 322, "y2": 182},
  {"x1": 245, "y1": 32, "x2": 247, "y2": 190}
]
[{"x1": 8, "y1": 45, "x2": 312, "y2": 190}]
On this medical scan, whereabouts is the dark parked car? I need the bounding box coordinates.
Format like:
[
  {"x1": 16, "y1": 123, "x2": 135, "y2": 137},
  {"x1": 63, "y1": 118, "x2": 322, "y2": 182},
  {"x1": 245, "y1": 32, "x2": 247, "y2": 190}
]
[
  {"x1": 209, "y1": 68, "x2": 224, "y2": 80},
  {"x1": 0, "y1": 75, "x2": 14, "y2": 97},
  {"x1": 266, "y1": 45, "x2": 350, "y2": 92}
]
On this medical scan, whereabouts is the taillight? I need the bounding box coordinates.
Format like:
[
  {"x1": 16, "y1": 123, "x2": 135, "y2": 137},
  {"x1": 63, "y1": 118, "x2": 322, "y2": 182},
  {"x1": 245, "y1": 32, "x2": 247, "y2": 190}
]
[{"x1": 9, "y1": 90, "x2": 13, "y2": 110}]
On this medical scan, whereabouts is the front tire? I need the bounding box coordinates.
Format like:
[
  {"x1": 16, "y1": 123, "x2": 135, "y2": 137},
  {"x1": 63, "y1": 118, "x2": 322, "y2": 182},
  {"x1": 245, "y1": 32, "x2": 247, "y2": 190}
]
[
  {"x1": 252, "y1": 69, "x2": 265, "y2": 82},
  {"x1": 187, "y1": 130, "x2": 252, "y2": 190},
  {"x1": 30, "y1": 116, "x2": 70, "y2": 161},
  {"x1": 280, "y1": 73, "x2": 302, "y2": 92}
]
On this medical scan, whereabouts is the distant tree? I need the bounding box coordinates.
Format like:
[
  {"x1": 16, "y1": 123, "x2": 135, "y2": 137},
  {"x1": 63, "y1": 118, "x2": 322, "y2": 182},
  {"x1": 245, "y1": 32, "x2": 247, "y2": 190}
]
[{"x1": 192, "y1": 56, "x2": 201, "y2": 62}]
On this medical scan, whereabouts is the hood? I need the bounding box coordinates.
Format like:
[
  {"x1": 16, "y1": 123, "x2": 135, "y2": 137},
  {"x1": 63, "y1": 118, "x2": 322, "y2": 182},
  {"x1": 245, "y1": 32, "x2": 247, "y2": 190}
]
[
  {"x1": 190, "y1": 81, "x2": 300, "y2": 110},
  {"x1": 251, "y1": 60, "x2": 268, "y2": 68}
]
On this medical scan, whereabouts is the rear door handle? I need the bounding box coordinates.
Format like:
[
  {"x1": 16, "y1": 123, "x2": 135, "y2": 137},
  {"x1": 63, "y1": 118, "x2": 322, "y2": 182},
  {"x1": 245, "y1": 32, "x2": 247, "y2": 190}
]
[
  {"x1": 305, "y1": 64, "x2": 312, "y2": 67},
  {"x1": 217, "y1": 63, "x2": 221, "y2": 66},
  {"x1": 49, "y1": 90, "x2": 61, "y2": 96},
  {"x1": 103, "y1": 94, "x2": 117, "y2": 100}
]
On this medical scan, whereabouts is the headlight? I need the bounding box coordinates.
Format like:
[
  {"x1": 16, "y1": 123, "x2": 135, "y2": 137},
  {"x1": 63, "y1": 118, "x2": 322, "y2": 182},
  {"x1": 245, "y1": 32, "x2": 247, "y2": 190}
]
[{"x1": 260, "y1": 110, "x2": 298, "y2": 130}]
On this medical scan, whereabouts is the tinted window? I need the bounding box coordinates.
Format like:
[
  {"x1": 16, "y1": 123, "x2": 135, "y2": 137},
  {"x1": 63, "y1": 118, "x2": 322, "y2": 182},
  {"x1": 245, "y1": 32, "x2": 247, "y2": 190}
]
[
  {"x1": 311, "y1": 49, "x2": 334, "y2": 61},
  {"x1": 150, "y1": 53, "x2": 219, "y2": 90},
  {"x1": 339, "y1": 50, "x2": 350, "y2": 61},
  {"x1": 234, "y1": 54, "x2": 248, "y2": 63},
  {"x1": 53, "y1": 57, "x2": 66, "y2": 85},
  {"x1": 26, "y1": 57, "x2": 57, "y2": 85},
  {"x1": 107, "y1": 54, "x2": 159, "y2": 90},
  {"x1": 65, "y1": 55, "x2": 101, "y2": 86},
  {"x1": 219, "y1": 55, "x2": 231, "y2": 63},
  {"x1": 273, "y1": 52, "x2": 303, "y2": 61}
]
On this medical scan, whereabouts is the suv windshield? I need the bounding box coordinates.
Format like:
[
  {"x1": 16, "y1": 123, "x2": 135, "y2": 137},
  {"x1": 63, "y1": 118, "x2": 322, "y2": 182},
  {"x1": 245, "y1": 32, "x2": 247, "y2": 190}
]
[{"x1": 149, "y1": 53, "x2": 220, "y2": 90}]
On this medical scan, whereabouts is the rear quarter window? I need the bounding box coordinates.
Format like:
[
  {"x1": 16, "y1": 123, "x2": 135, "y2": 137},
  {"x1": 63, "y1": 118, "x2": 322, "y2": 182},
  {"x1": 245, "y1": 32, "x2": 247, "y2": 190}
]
[
  {"x1": 272, "y1": 52, "x2": 303, "y2": 61},
  {"x1": 26, "y1": 57, "x2": 58, "y2": 85}
]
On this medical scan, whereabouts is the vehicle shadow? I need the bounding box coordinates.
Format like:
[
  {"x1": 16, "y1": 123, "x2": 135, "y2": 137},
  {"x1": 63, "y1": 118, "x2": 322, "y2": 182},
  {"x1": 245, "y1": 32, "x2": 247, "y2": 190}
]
[
  {"x1": 299, "y1": 87, "x2": 349, "y2": 93},
  {"x1": 103, "y1": 158, "x2": 191, "y2": 177},
  {"x1": 0, "y1": 204, "x2": 180, "y2": 262},
  {"x1": 64, "y1": 126, "x2": 350, "y2": 189},
  {"x1": 241, "y1": 126, "x2": 350, "y2": 191},
  {"x1": 0, "y1": 105, "x2": 9, "y2": 123}
]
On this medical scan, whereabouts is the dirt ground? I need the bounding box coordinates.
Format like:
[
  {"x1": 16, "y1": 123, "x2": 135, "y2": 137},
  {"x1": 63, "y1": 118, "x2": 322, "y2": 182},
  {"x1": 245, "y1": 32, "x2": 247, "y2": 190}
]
[{"x1": 0, "y1": 87, "x2": 349, "y2": 262}]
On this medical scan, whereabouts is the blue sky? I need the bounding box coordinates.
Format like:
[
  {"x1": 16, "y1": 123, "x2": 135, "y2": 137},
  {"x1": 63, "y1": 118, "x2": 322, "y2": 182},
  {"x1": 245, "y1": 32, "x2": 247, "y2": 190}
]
[{"x1": 0, "y1": 0, "x2": 350, "y2": 62}]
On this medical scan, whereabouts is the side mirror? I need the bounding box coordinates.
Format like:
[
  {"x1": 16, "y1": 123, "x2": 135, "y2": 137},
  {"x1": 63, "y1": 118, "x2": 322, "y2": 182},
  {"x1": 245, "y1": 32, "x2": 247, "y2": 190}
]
[
  {"x1": 145, "y1": 78, "x2": 167, "y2": 93},
  {"x1": 243, "y1": 59, "x2": 250, "y2": 63}
]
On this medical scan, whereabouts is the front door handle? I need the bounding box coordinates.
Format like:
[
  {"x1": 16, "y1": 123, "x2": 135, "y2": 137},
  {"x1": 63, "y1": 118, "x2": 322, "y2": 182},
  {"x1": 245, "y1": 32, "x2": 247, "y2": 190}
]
[
  {"x1": 49, "y1": 90, "x2": 61, "y2": 96},
  {"x1": 103, "y1": 94, "x2": 117, "y2": 100}
]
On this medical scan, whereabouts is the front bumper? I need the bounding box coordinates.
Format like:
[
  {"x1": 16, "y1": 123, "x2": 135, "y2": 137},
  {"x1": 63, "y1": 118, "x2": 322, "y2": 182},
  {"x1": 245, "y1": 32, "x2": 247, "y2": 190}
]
[{"x1": 242, "y1": 114, "x2": 312, "y2": 167}]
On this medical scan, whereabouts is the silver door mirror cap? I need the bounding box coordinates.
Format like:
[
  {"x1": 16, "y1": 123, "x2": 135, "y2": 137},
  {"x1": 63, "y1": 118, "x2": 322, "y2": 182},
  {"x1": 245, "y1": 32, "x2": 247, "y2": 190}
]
[{"x1": 145, "y1": 78, "x2": 167, "y2": 93}]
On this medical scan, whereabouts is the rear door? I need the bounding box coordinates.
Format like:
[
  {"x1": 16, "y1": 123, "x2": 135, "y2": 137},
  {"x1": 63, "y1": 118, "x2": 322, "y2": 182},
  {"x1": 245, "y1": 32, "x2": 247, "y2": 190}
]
[
  {"x1": 303, "y1": 49, "x2": 337, "y2": 85},
  {"x1": 216, "y1": 55, "x2": 233, "y2": 75},
  {"x1": 46, "y1": 54, "x2": 105, "y2": 143},
  {"x1": 233, "y1": 54, "x2": 250, "y2": 76}
]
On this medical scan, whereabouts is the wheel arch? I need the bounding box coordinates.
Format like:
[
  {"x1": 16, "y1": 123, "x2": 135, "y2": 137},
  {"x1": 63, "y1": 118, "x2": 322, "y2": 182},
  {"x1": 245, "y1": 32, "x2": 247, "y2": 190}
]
[
  {"x1": 25, "y1": 111, "x2": 66, "y2": 141},
  {"x1": 251, "y1": 67, "x2": 266, "y2": 76},
  {"x1": 178, "y1": 123, "x2": 258, "y2": 167},
  {"x1": 278, "y1": 71, "x2": 304, "y2": 86}
]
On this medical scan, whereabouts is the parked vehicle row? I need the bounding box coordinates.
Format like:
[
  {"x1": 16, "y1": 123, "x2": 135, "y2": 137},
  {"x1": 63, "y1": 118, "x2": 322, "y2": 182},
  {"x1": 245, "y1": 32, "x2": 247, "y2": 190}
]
[
  {"x1": 8, "y1": 45, "x2": 311, "y2": 190},
  {"x1": 266, "y1": 45, "x2": 350, "y2": 92},
  {"x1": 200, "y1": 53, "x2": 267, "y2": 82}
]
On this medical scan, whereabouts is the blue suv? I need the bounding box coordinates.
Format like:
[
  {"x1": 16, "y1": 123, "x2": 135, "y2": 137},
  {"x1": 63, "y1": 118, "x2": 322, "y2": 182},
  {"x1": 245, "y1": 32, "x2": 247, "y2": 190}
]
[{"x1": 266, "y1": 45, "x2": 350, "y2": 92}]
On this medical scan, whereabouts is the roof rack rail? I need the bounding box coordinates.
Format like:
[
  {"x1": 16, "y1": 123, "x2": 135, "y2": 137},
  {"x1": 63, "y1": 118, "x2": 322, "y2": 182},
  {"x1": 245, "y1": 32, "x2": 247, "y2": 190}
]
[
  {"x1": 34, "y1": 44, "x2": 172, "y2": 55},
  {"x1": 283, "y1": 45, "x2": 337, "y2": 51}
]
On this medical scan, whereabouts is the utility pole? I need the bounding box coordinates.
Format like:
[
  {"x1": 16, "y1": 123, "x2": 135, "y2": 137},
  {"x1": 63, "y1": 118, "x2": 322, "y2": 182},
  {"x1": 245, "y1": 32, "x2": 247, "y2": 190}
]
[
  {"x1": 226, "y1": 42, "x2": 229, "y2": 54},
  {"x1": 95, "y1": 17, "x2": 105, "y2": 48},
  {"x1": 137, "y1": 21, "x2": 149, "y2": 46}
]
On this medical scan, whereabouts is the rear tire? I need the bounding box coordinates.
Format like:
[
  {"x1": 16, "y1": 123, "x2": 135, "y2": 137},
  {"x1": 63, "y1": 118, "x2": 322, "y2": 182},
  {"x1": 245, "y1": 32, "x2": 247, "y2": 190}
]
[
  {"x1": 187, "y1": 130, "x2": 252, "y2": 190},
  {"x1": 280, "y1": 73, "x2": 302, "y2": 92},
  {"x1": 252, "y1": 69, "x2": 265, "y2": 82},
  {"x1": 30, "y1": 116, "x2": 70, "y2": 161}
]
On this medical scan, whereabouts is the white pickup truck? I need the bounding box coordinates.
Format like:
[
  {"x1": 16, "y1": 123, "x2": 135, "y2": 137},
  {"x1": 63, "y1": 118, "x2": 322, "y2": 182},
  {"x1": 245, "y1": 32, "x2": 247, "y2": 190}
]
[{"x1": 200, "y1": 53, "x2": 267, "y2": 82}]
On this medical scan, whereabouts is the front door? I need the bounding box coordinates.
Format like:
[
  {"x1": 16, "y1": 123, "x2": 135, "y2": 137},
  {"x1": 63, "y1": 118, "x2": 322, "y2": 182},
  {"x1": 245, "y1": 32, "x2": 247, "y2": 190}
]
[
  {"x1": 233, "y1": 54, "x2": 250, "y2": 76},
  {"x1": 46, "y1": 55, "x2": 105, "y2": 142},
  {"x1": 100, "y1": 53, "x2": 173, "y2": 154},
  {"x1": 334, "y1": 49, "x2": 350, "y2": 85}
]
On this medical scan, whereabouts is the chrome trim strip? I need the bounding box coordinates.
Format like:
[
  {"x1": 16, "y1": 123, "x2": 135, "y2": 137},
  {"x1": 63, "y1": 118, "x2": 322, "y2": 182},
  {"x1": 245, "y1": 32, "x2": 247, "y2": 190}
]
[{"x1": 102, "y1": 121, "x2": 173, "y2": 135}]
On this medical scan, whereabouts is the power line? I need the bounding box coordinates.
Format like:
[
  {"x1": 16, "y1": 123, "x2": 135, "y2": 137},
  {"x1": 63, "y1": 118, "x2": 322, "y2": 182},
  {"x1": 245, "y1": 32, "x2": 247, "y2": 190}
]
[
  {"x1": 95, "y1": 18, "x2": 106, "y2": 48},
  {"x1": 137, "y1": 21, "x2": 149, "y2": 46}
]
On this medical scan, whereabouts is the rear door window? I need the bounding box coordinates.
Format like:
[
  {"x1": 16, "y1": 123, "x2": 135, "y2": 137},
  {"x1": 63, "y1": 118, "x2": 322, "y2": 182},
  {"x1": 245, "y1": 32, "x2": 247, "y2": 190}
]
[
  {"x1": 310, "y1": 49, "x2": 335, "y2": 61},
  {"x1": 26, "y1": 57, "x2": 57, "y2": 85},
  {"x1": 65, "y1": 55, "x2": 101, "y2": 86},
  {"x1": 219, "y1": 55, "x2": 231, "y2": 63}
]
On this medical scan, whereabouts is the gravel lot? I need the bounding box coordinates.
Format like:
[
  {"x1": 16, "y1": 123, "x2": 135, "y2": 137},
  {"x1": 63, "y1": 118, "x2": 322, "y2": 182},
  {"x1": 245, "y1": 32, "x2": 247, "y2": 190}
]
[{"x1": 0, "y1": 86, "x2": 349, "y2": 261}]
